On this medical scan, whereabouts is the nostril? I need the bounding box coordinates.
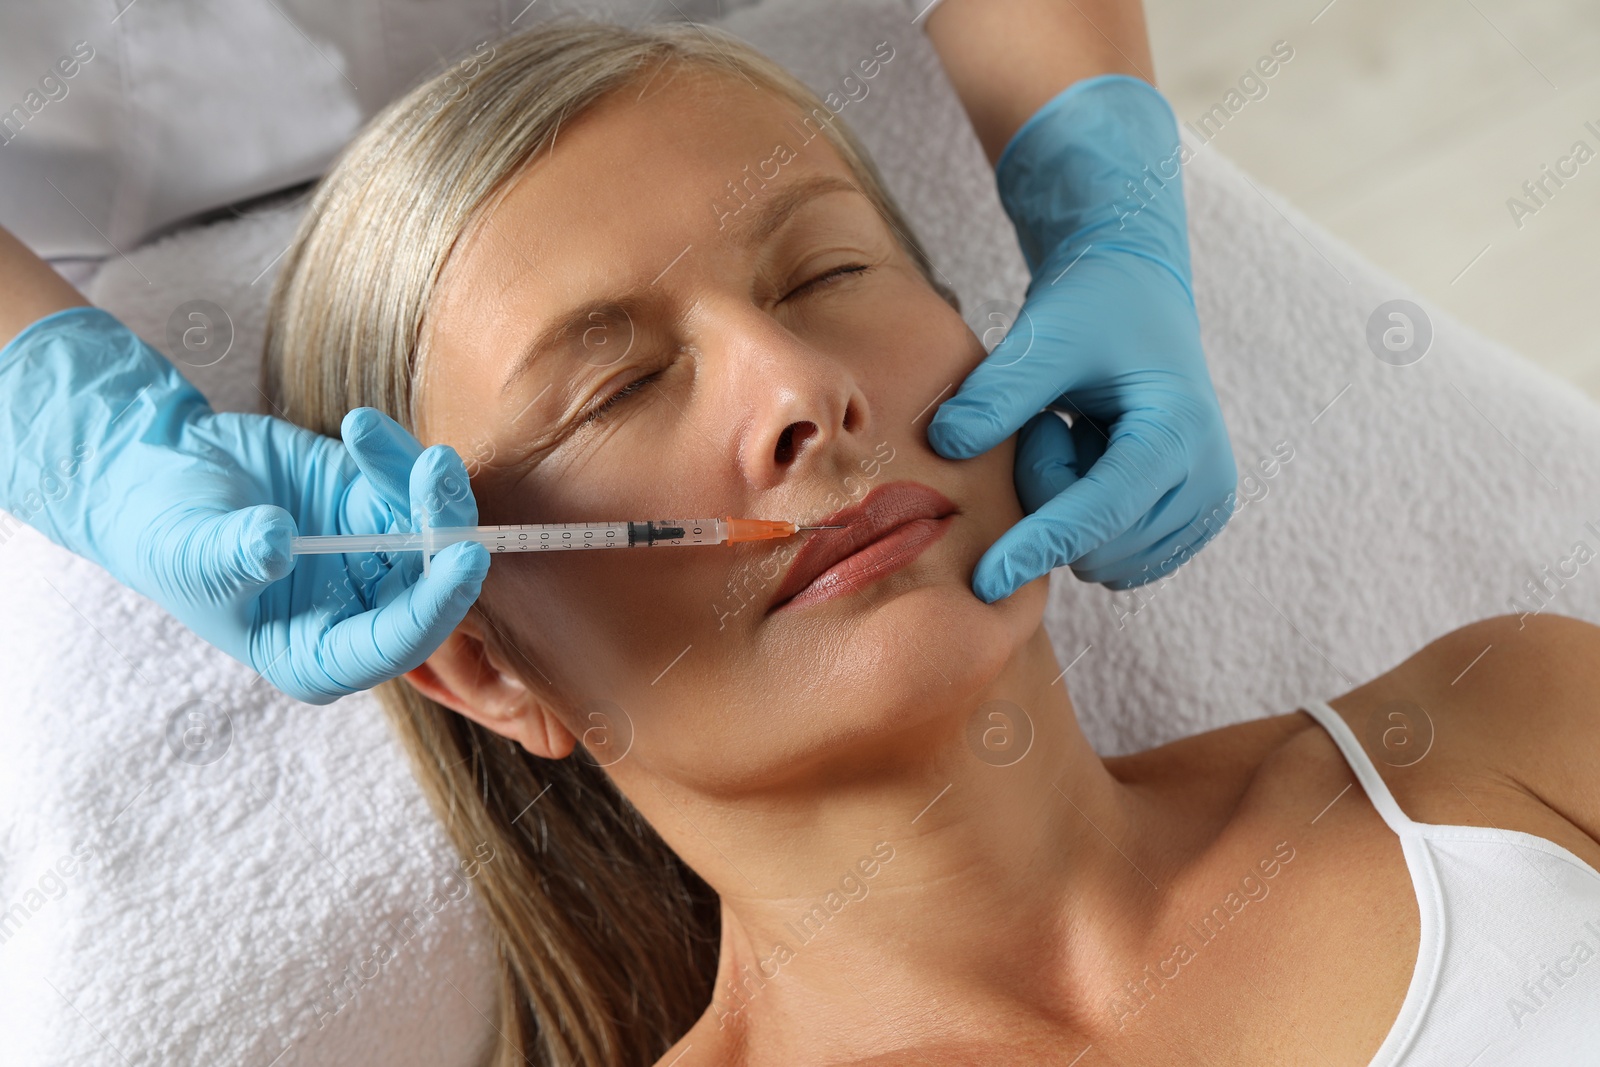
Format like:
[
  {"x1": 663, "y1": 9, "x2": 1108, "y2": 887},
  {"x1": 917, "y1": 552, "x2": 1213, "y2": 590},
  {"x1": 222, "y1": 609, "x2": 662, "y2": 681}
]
[{"x1": 774, "y1": 421, "x2": 816, "y2": 465}]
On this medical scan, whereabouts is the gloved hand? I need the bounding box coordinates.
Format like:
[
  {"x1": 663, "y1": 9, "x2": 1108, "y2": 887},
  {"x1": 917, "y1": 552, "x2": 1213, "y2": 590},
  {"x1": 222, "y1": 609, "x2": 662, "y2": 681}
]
[
  {"x1": 928, "y1": 74, "x2": 1237, "y2": 599},
  {"x1": 0, "y1": 306, "x2": 490, "y2": 705}
]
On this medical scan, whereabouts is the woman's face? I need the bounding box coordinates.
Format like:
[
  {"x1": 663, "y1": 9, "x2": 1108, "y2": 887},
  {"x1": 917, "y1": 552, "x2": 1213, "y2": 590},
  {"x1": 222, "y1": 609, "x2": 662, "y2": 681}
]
[{"x1": 417, "y1": 62, "x2": 1047, "y2": 793}]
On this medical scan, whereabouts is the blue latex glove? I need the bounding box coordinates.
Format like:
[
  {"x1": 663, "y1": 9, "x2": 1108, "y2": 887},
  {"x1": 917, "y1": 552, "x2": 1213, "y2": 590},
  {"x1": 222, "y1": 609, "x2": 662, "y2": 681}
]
[
  {"x1": 928, "y1": 74, "x2": 1237, "y2": 599},
  {"x1": 0, "y1": 306, "x2": 490, "y2": 705}
]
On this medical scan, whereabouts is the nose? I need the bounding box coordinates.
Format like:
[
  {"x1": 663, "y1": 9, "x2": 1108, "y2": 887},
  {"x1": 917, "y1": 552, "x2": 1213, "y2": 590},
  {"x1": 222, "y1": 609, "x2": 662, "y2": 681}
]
[{"x1": 729, "y1": 319, "x2": 869, "y2": 489}]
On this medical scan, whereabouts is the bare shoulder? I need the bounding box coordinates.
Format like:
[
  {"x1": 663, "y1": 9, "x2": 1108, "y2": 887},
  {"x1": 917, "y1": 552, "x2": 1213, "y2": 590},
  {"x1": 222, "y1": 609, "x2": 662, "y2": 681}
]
[
  {"x1": 1396, "y1": 612, "x2": 1600, "y2": 762},
  {"x1": 1407, "y1": 611, "x2": 1600, "y2": 701},
  {"x1": 1331, "y1": 612, "x2": 1600, "y2": 853}
]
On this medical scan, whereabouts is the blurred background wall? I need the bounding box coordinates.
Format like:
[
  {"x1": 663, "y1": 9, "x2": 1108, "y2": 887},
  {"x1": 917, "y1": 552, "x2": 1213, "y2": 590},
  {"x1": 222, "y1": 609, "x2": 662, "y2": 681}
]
[{"x1": 1145, "y1": 0, "x2": 1600, "y2": 401}]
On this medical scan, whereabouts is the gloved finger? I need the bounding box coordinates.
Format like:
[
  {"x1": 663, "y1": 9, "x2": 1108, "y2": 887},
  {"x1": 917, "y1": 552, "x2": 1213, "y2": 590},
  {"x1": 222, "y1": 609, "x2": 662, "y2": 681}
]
[
  {"x1": 342, "y1": 407, "x2": 423, "y2": 517},
  {"x1": 317, "y1": 538, "x2": 492, "y2": 693},
  {"x1": 410, "y1": 443, "x2": 479, "y2": 530},
  {"x1": 1014, "y1": 410, "x2": 1080, "y2": 514},
  {"x1": 1069, "y1": 417, "x2": 1237, "y2": 587},
  {"x1": 970, "y1": 412, "x2": 1186, "y2": 601},
  {"x1": 927, "y1": 303, "x2": 1089, "y2": 459},
  {"x1": 1070, "y1": 488, "x2": 1236, "y2": 587},
  {"x1": 146, "y1": 503, "x2": 296, "y2": 606}
]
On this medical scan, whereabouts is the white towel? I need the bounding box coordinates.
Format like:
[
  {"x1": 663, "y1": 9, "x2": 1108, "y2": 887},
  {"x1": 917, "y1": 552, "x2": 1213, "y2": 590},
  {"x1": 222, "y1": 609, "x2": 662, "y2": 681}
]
[{"x1": 4, "y1": 1, "x2": 1598, "y2": 1064}]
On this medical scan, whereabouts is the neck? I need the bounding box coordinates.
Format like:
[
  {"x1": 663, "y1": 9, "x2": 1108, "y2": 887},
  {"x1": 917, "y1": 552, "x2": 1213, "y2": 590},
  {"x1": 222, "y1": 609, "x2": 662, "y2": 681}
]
[{"x1": 639, "y1": 626, "x2": 1182, "y2": 1054}]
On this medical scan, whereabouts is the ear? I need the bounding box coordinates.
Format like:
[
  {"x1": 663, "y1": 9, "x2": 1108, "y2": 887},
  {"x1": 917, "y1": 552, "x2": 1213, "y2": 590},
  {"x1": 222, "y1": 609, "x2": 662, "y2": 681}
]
[{"x1": 402, "y1": 613, "x2": 577, "y2": 760}]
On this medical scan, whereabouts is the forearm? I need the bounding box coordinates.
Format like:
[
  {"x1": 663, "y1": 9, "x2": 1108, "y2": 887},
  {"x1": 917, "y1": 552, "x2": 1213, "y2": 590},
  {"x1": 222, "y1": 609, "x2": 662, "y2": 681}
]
[
  {"x1": 923, "y1": 0, "x2": 1154, "y2": 166},
  {"x1": 0, "y1": 226, "x2": 90, "y2": 351}
]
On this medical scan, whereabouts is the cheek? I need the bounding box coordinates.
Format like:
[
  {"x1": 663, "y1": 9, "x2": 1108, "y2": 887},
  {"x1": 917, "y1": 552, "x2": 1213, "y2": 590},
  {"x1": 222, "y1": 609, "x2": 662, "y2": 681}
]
[
  {"x1": 478, "y1": 549, "x2": 708, "y2": 695},
  {"x1": 463, "y1": 400, "x2": 783, "y2": 722},
  {"x1": 849, "y1": 275, "x2": 984, "y2": 418},
  {"x1": 475, "y1": 510, "x2": 793, "y2": 723},
  {"x1": 484, "y1": 546, "x2": 808, "y2": 783}
]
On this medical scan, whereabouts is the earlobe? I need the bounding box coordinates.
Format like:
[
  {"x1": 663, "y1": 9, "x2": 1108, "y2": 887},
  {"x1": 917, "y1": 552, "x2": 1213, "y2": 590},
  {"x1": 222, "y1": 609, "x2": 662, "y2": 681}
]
[
  {"x1": 400, "y1": 621, "x2": 577, "y2": 760},
  {"x1": 527, "y1": 707, "x2": 578, "y2": 760}
]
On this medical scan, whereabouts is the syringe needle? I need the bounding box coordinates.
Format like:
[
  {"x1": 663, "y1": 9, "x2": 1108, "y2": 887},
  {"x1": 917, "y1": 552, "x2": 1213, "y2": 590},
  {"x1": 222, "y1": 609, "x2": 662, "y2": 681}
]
[{"x1": 795, "y1": 524, "x2": 847, "y2": 531}]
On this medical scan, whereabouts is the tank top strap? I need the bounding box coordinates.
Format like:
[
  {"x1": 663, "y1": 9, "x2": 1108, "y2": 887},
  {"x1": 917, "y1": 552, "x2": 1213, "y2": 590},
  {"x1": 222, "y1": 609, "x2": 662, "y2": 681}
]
[{"x1": 1299, "y1": 698, "x2": 1418, "y2": 837}]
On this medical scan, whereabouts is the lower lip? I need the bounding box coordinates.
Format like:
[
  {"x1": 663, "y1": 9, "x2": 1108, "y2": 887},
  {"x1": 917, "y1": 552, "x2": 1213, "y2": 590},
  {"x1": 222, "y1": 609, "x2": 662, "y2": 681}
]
[{"x1": 775, "y1": 515, "x2": 954, "y2": 613}]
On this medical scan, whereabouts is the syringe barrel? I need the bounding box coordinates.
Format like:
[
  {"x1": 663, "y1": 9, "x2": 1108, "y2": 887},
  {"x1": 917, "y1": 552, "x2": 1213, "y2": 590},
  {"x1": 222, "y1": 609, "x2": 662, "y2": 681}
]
[
  {"x1": 465, "y1": 519, "x2": 728, "y2": 551},
  {"x1": 290, "y1": 533, "x2": 425, "y2": 554},
  {"x1": 466, "y1": 521, "x2": 632, "y2": 552},
  {"x1": 288, "y1": 518, "x2": 743, "y2": 559}
]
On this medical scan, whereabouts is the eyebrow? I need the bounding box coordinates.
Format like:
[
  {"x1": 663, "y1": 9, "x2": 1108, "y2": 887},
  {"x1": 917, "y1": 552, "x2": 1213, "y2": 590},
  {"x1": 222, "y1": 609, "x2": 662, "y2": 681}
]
[{"x1": 497, "y1": 172, "x2": 864, "y2": 397}]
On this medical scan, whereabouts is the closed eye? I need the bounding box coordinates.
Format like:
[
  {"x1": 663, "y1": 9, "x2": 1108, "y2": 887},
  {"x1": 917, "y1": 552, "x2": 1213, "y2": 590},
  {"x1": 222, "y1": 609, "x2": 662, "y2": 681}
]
[
  {"x1": 582, "y1": 368, "x2": 661, "y2": 425},
  {"x1": 788, "y1": 263, "x2": 872, "y2": 299}
]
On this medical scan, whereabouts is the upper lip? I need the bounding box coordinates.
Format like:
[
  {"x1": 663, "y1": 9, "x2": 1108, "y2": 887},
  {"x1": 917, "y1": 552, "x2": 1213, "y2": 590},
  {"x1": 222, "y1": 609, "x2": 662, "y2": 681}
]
[{"x1": 768, "y1": 480, "x2": 957, "y2": 612}]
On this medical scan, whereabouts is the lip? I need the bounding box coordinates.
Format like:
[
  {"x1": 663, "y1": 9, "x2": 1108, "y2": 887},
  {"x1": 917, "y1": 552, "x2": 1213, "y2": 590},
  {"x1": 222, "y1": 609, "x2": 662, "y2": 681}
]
[{"x1": 769, "y1": 480, "x2": 958, "y2": 614}]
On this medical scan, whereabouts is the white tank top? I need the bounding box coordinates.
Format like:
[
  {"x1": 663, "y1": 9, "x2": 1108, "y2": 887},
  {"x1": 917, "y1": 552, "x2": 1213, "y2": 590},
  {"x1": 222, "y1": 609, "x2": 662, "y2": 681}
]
[{"x1": 1300, "y1": 699, "x2": 1600, "y2": 1064}]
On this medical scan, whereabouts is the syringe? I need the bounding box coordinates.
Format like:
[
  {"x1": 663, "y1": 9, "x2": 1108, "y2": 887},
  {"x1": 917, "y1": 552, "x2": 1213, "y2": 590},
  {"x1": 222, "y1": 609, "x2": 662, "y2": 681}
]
[{"x1": 290, "y1": 517, "x2": 846, "y2": 576}]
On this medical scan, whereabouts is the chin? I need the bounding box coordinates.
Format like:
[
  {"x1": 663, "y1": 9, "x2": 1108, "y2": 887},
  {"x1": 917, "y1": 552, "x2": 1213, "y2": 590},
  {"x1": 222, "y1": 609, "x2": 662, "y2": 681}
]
[
  {"x1": 750, "y1": 576, "x2": 1046, "y2": 781},
  {"x1": 781, "y1": 524, "x2": 1048, "y2": 697},
  {"x1": 656, "y1": 548, "x2": 1049, "y2": 793},
  {"x1": 885, "y1": 574, "x2": 1045, "y2": 686}
]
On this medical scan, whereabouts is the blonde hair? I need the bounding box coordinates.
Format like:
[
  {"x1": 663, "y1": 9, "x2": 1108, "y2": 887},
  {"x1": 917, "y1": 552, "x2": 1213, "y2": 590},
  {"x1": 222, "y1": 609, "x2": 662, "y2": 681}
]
[{"x1": 262, "y1": 17, "x2": 952, "y2": 1066}]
